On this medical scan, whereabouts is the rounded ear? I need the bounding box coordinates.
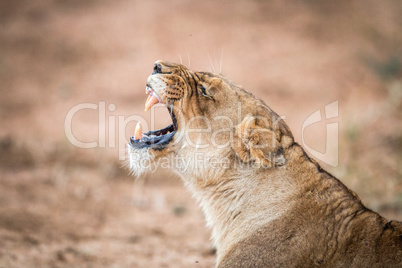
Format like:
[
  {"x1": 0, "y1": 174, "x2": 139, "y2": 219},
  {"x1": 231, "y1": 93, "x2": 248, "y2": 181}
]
[{"x1": 232, "y1": 115, "x2": 286, "y2": 168}]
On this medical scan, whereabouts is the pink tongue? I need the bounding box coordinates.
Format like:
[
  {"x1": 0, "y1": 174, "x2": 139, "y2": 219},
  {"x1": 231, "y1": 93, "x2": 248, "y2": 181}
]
[{"x1": 144, "y1": 95, "x2": 159, "y2": 111}]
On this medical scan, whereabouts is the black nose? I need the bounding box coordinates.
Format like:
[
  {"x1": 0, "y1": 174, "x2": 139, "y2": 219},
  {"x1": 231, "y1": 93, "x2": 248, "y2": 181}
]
[{"x1": 152, "y1": 63, "x2": 162, "y2": 74}]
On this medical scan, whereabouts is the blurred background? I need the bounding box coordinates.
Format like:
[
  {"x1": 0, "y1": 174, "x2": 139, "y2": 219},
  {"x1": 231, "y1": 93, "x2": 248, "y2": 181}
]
[{"x1": 0, "y1": 0, "x2": 401, "y2": 267}]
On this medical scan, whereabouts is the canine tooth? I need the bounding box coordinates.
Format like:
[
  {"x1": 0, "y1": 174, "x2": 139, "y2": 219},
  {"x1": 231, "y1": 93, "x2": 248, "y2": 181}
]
[
  {"x1": 145, "y1": 95, "x2": 151, "y2": 106},
  {"x1": 144, "y1": 95, "x2": 159, "y2": 111},
  {"x1": 134, "y1": 122, "x2": 142, "y2": 140}
]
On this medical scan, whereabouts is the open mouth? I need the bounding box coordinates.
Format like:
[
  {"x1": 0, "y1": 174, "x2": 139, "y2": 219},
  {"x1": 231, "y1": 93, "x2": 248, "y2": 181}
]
[{"x1": 129, "y1": 86, "x2": 178, "y2": 150}]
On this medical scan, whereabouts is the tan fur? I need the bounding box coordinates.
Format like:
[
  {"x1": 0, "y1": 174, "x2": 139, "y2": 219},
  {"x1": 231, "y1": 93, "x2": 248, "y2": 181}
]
[{"x1": 129, "y1": 61, "x2": 402, "y2": 267}]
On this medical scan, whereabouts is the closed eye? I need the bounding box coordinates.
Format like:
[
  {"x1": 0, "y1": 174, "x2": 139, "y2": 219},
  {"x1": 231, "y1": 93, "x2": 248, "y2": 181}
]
[
  {"x1": 198, "y1": 84, "x2": 214, "y2": 101},
  {"x1": 198, "y1": 84, "x2": 208, "y2": 97}
]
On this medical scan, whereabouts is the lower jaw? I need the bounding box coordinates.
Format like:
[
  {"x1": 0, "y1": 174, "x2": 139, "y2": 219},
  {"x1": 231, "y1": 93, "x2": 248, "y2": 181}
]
[
  {"x1": 129, "y1": 102, "x2": 178, "y2": 150},
  {"x1": 129, "y1": 124, "x2": 176, "y2": 150}
]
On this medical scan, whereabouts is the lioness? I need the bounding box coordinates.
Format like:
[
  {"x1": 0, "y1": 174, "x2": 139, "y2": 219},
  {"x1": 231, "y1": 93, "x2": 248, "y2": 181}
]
[{"x1": 128, "y1": 60, "x2": 402, "y2": 267}]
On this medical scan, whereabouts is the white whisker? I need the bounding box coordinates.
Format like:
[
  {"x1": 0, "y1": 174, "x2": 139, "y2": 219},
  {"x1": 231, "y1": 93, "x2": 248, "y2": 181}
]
[
  {"x1": 153, "y1": 85, "x2": 170, "y2": 91},
  {"x1": 208, "y1": 52, "x2": 216, "y2": 73},
  {"x1": 214, "y1": 51, "x2": 219, "y2": 74},
  {"x1": 187, "y1": 53, "x2": 191, "y2": 68},
  {"x1": 178, "y1": 54, "x2": 183, "y2": 65},
  {"x1": 220, "y1": 47, "x2": 224, "y2": 74},
  {"x1": 153, "y1": 84, "x2": 178, "y2": 91}
]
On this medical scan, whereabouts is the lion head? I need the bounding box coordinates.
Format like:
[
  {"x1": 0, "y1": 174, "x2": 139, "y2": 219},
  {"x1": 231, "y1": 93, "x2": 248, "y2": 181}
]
[{"x1": 128, "y1": 60, "x2": 294, "y2": 179}]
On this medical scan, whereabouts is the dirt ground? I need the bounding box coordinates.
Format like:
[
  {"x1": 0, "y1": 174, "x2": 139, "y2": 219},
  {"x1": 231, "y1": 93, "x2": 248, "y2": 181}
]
[{"x1": 0, "y1": 0, "x2": 401, "y2": 267}]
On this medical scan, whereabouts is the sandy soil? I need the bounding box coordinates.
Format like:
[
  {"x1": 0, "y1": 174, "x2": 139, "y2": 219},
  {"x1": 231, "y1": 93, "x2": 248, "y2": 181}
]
[{"x1": 0, "y1": 0, "x2": 401, "y2": 267}]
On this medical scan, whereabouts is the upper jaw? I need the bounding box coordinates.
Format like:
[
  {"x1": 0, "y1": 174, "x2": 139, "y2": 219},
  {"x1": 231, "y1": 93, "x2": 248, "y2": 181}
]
[
  {"x1": 129, "y1": 76, "x2": 178, "y2": 151},
  {"x1": 146, "y1": 74, "x2": 166, "y2": 104}
]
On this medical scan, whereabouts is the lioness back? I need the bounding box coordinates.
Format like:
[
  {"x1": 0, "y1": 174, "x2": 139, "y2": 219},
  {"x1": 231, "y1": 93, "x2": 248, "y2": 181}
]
[{"x1": 220, "y1": 159, "x2": 402, "y2": 267}]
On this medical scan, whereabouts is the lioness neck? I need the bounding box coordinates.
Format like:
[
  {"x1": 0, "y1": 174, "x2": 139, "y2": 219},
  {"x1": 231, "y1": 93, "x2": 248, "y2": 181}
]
[
  {"x1": 179, "y1": 159, "x2": 299, "y2": 263},
  {"x1": 179, "y1": 143, "x2": 373, "y2": 265}
]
